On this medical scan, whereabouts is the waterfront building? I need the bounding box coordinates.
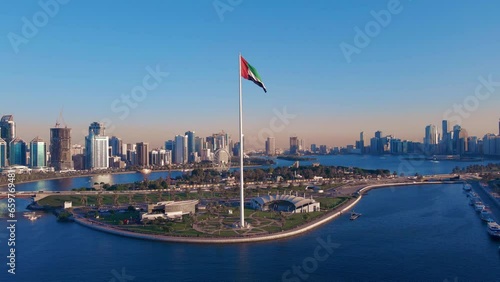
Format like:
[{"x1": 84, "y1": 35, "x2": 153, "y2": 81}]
[
  {"x1": 174, "y1": 135, "x2": 188, "y2": 164},
  {"x1": 165, "y1": 140, "x2": 175, "y2": 163},
  {"x1": 424, "y1": 124, "x2": 439, "y2": 154},
  {"x1": 85, "y1": 122, "x2": 109, "y2": 170},
  {"x1": 185, "y1": 131, "x2": 195, "y2": 162},
  {"x1": 290, "y1": 136, "x2": 299, "y2": 155},
  {"x1": 0, "y1": 115, "x2": 16, "y2": 160},
  {"x1": 9, "y1": 138, "x2": 27, "y2": 166},
  {"x1": 0, "y1": 138, "x2": 7, "y2": 167},
  {"x1": 266, "y1": 137, "x2": 276, "y2": 156},
  {"x1": 250, "y1": 194, "x2": 320, "y2": 213},
  {"x1": 136, "y1": 142, "x2": 149, "y2": 167},
  {"x1": 30, "y1": 137, "x2": 46, "y2": 168},
  {"x1": 109, "y1": 136, "x2": 122, "y2": 157},
  {"x1": 141, "y1": 200, "x2": 199, "y2": 221},
  {"x1": 50, "y1": 127, "x2": 73, "y2": 171},
  {"x1": 319, "y1": 145, "x2": 328, "y2": 155}
]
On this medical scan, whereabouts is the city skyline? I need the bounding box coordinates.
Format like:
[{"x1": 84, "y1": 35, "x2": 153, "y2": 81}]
[
  {"x1": 2, "y1": 113, "x2": 500, "y2": 151},
  {"x1": 3, "y1": 1, "x2": 500, "y2": 148}
]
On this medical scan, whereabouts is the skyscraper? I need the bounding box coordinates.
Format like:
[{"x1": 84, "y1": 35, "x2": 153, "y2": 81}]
[
  {"x1": 50, "y1": 127, "x2": 73, "y2": 171},
  {"x1": 440, "y1": 120, "x2": 452, "y2": 154},
  {"x1": 0, "y1": 138, "x2": 7, "y2": 167},
  {"x1": 442, "y1": 120, "x2": 449, "y2": 138},
  {"x1": 88, "y1": 122, "x2": 104, "y2": 136},
  {"x1": 30, "y1": 137, "x2": 46, "y2": 168},
  {"x1": 424, "y1": 125, "x2": 438, "y2": 145},
  {"x1": 265, "y1": 137, "x2": 275, "y2": 156},
  {"x1": 185, "y1": 131, "x2": 195, "y2": 162},
  {"x1": 109, "y1": 136, "x2": 122, "y2": 157},
  {"x1": 356, "y1": 131, "x2": 365, "y2": 153},
  {"x1": 0, "y1": 115, "x2": 16, "y2": 160},
  {"x1": 165, "y1": 140, "x2": 175, "y2": 164},
  {"x1": 0, "y1": 115, "x2": 16, "y2": 142},
  {"x1": 85, "y1": 122, "x2": 109, "y2": 170},
  {"x1": 290, "y1": 136, "x2": 299, "y2": 155},
  {"x1": 136, "y1": 142, "x2": 149, "y2": 167},
  {"x1": 9, "y1": 138, "x2": 27, "y2": 166},
  {"x1": 375, "y1": 131, "x2": 382, "y2": 139},
  {"x1": 174, "y1": 135, "x2": 188, "y2": 164}
]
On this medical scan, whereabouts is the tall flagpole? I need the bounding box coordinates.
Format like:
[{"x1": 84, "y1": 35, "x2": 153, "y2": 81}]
[{"x1": 239, "y1": 52, "x2": 245, "y2": 228}]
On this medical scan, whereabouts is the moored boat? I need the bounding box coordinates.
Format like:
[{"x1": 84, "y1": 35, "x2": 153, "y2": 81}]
[
  {"x1": 350, "y1": 211, "x2": 362, "y2": 220},
  {"x1": 487, "y1": 222, "x2": 500, "y2": 239},
  {"x1": 463, "y1": 184, "x2": 472, "y2": 192},
  {"x1": 480, "y1": 209, "x2": 494, "y2": 222},
  {"x1": 474, "y1": 202, "x2": 485, "y2": 212}
]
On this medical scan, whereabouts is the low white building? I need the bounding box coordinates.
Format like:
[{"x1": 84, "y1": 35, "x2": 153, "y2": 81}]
[
  {"x1": 64, "y1": 201, "x2": 72, "y2": 209},
  {"x1": 141, "y1": 200, "x2": 198, "y2": 221}
]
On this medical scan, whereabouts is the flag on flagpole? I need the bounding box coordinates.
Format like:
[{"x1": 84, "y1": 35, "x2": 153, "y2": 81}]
[{"x1": 240, "y1": 56, "x2": 267, "y2": 93}]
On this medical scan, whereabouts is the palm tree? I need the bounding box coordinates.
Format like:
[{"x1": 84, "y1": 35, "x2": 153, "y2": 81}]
[
  {"x1": 80, "y1": 195, "x2": 88, "y2": 206},
  {"x1": 113, "y1": 194, "x2": 119, "y2": 207},
  {"x1": 157, "y1": 191, "x2": 162, "y2": 202},
  {"x1": 96, "y1": 193, "x2": 103, "y2": 208}
]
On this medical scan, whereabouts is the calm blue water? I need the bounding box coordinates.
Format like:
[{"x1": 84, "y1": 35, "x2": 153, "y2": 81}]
[
  {"x1": 7, "y1": 155, "x2": 500, "y2": 192},
  {"x1": 2, "y1": 184, "x2": 499, "y2": 281}
]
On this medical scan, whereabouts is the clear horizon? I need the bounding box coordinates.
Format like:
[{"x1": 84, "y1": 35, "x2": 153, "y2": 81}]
[{"x1": 2, "y1": 1, "x2": 500, "y2": 149}]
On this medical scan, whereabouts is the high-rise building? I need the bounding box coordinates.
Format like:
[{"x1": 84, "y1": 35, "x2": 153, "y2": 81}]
[
  {"x1": 136, "y1": 142, "x2": 149, "y2": 167},
  {"x1": 290, "y1": 137, "x2": 299, "y2": 155},
  {"x1": 0, "y1": 115, "x2": 16, "y2": 160},
  {"x1": 498, "y1": 118, "x2": 500, "y2": 135},
  {"x1": 194, "y1": 137, "x2": 205, "y2": 156},
  {"x1": 165, "y1": 140, "x2": 175, "y2": 164},
  {"x1": 375, "y1": 131, "x2": 383, "y2": 139},
  {"x1": 319, "y1": 145, "x2": 328, "y2": 155},
  {"x1": 174, "y1": 135, "x2": 188, "y2": 164},
  {"x1": 265, "y1": 137, "x2": 275, "y2": 156},
  {"x1": 30, "y1": 137, "x2": 46, "y2": 168},
  {"x1": 9, "y1": 138, "x2": 27, "y2": 166},
  {"x1": 442, "y1": 120, "x2": 448, "y2": 138},
  {"x1": 50, "y1": 127, "x2": 73, "y2": 171},
  {"x1": 440, "y1": 120, "x2": 452, "y2": 154},
  {"x1": 310, "y1": 144, "x2": 317, "y2": 153},
  {"x1": 109, "y1": 136, "x2": 122, "y2": 157},
  {"x1": 457, "y1": 128, "x2": 468, "y2": 155},
  {"x1": 467, "y1": 136, "x2": 478, "y2": 154},
  {"x1": 88, "y1": 122, "x2": 104, "y2": 136},
  {"x1": 424, "y1": 125, "x2": 438, "y2": 145},
  {"x1": 0, "y1": 138, "x2": 7, "y2": 167},
  {"x1": 0, "y1": 115, "x2": 16, "y2": 142},
  {"x1": 185, "y1": 131, "x2": 195, "y2": 162},
  {"x1": 85, "y1": 122, "x2": 109, "y2": 170},
  {"x1": 358, "y1": 132, "x2": 365, "y2": 153}
]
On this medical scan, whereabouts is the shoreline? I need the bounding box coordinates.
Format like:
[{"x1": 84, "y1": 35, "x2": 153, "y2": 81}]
[
  {"x1": 0, "y1": 165, "x2": 269, "y2": 189},
  {"x1": 72, "y1": 181, "x2": 460, "y2": 244}
]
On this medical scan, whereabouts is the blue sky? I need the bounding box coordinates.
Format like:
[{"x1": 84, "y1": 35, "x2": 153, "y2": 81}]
[{"x1": 1, "y1": 0, "x2": 500, "y2": 149}]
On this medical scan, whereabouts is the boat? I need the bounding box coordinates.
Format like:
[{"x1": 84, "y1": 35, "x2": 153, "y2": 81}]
[
  {"x1": 474, "y1": 202, "x2": 485, "y2": 212},
  {"x1": 480, "y1": 209, "x2": 494, "y2": 222},
  {"x1": 23, "y1": 212, "x2": 41, "y2": 221},
  {"x1": 466, "y1": 191, "x2": 478, "y2": 198},
  {"x1": 469, "y1": 198, "x2": 480, "y2": 206},
  {"x1": 350, "y1": 211, "x2": 362, "y2": 220},
  {"x1": 486, "y1": 222, "x2": 500, "y2": 239},
  {"x1": 463, "y1": 184, "x2": 472, "y2": 192}
]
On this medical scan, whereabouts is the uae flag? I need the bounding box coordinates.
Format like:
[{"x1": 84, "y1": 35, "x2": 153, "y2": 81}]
[{"x1": 240, "y1": 56, "x2": 267, "y2": 93}]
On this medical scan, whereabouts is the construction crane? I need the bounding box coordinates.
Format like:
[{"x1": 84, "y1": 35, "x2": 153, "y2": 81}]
[{"x1": 54, "y1": 107, "x2": 67, "y2": 128}]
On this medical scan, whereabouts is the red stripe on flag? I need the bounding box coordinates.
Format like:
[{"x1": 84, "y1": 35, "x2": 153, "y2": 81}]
[{"x1": 240, "y1": 56, "x2": 249, "y2": 79}]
